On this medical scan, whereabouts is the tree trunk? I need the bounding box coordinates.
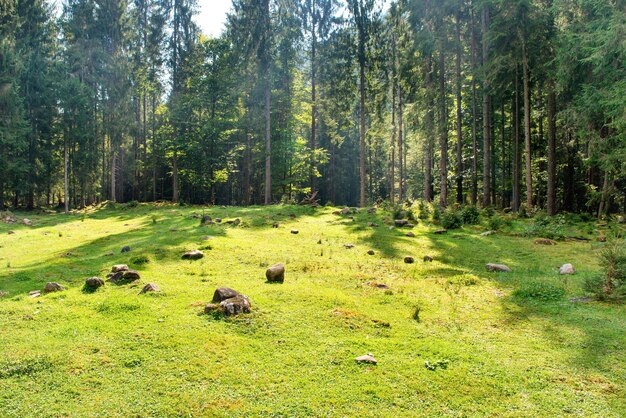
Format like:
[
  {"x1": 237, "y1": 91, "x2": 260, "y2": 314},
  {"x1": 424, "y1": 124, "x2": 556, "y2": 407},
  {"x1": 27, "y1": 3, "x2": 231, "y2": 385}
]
[
  {"x1": 310, "y1": 19, "x2": 317, "y2": 193},
  {"x1": 470, "y1": 1, "x2": 478, "y2": 205},
  {"x1": 481, "y1": 5, "x2": 490, "y2": 207},
  {"x1": 64, "y1": 138, "x2": 69, "y2": 214},
  {"x1": 359, "y1": 54, "x2": 366, "y2": 207},
  {"x1": 172, "y1": 148, "x2": 178, "y2": 202},
  {"x1": 523, "y1": 45, "x2": 533, "y2": 210},
  {"x1": 439, "y1": 48, "x2": 448, "y2": 208},
  {"x1": 547, "y1": 84, "x2": 557, "y2": 215},
  {"x1": 398, "y1": 83, "x2": 403, "y2": 202},
  {"x1": 455, "y1": 11, "x2": 463, "y2": 204},
  {"x1": 111, "y1": 148, "x2": 117, "y2": 203},
  {"x1": 513, "y1": 68, "x2": 521, "y2": 212},
  {"x1": 390, "y1": 75, "x2": 396, "y2": 205},
  {"x1": 264, "y1": 78, "x2": 271, "y2": 205},
  {"x1": 424, "y1": 54, "x2": 434, "y2": 202}
]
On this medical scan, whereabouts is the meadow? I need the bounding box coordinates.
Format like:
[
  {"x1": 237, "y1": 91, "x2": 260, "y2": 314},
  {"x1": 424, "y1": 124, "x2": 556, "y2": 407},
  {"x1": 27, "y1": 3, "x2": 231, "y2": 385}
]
[{"x1": 0, "y1": 203, "x2": 624, "y2": 417}]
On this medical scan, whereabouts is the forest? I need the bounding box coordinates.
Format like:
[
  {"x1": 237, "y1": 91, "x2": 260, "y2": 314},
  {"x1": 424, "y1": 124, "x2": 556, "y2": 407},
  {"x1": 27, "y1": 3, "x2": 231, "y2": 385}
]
[{"x1": 0, "y1": 0, "x2": 624, "y2": 213}]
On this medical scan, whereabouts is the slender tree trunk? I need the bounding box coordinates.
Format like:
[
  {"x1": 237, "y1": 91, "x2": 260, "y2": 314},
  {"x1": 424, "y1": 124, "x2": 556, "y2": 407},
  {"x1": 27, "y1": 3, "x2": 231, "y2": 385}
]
[
  {"x1": 172, "y1": 149, "x2": 178, "y2": 202},
  {"x1": 481, "y1": 5, "x2": 490, "y2": 207},
  {"x1": 598, "y1": 171, "x2": 610, "y2": 217},
  {"x1": 455, "y1": 11, "x2": 463, "y2": 204},
  {"x1": 391, "y1": 76, "x2": 396, "y2": 205},
  {"x1": 523, "y1": 45, "x2": 533, "y2": 210},
  {"x1": 264, "y1": 78, "x2": 271, "y2": 205},
  {"x1": 513, "y1": 68, "x2": 521, "y2": 212},
  {"x1": 470, "y1": 1, "x2": 478, "y2": 205},
  {"x1": 310, "y1": 20, "x2": 317, "y2": 193},
  {"x1": 64, "y1": 138, "x2": 69, "y2": 214},
  {"x1": 398, "y1": 84, "x2": 403, "y2": 202},
  {"x1": 359, "y1": 55, "x2": 366, "y2": 207},
  {"x1": 547, "y1": 84, "x2": 557, "y2": 215},
  {"x1": 439, "y1": 48, "x2": 448, "y2": 208},
  {"x1": 501, "y1": 101, "x2": 506, "y2": 208},
  {"x1": 111, "y1": 148, "x2": 117, "y2": 203},
  {"x1": 424, "y1": 54, "x2": 434, "y2": 202}
]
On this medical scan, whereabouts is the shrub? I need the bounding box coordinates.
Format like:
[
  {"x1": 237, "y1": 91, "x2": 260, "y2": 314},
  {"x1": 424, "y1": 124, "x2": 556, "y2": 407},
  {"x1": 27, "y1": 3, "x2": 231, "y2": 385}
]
[
  {"x1": 432, "y1": 206, "x2": 441, "y2": 224},
  {"x1": 599, "y1": 241, "x2": 626, "y2": 296},
  {"x1": 130, "y1": 255, "x2": 150, "y2": 266},
  {"x1": 482, "y1": 206, "x2": 495, "y2": 218},
  {"x1": 460, "y1": 206, "x2": 480, "y2": 225},
  {"x1": 513, "y1": 281, "x2": 565, "y2": 301},
  {"x1": 441, "y1": 209, "x2": 463, "y2": 229},
  {"x1": 418, "y1": 200, "x2": 431, "y2": 220},
  {"x1": 488, "y1": 216, "x2": 505, "y2": 231}
]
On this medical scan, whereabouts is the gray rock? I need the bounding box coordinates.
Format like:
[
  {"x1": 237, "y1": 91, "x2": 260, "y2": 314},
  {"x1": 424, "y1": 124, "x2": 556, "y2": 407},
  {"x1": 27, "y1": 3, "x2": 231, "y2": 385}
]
[
  {"x1": 28, "y1": 290, "x2": 41, "y2": 298},
  {"x1": 355, "y1": 354, "x2": 377, "y2": 364},
  {"x1": 423, "y1": 255, "x2": 433, "y2": 262},
  {"x1": 201, "y1": 214, "x2": 212, "y2": 225},
  {"x1": 480, "y1": 230, "x2": 496, "y2": 236},
  {"x1": 122, "y1": 270, "x2": 141, "y2": 281},
  {"x1": 291, "y1": 229, "x2": 299, "y2": 234},
  {"x1": 433, "y1": 229, "x2": 447, "y2": 235},
  {"x1": 212, "y1": 287, "x2": 240, "y2": 303},
  {"x1": 121, "y1": 246, "x2": 131, "y2": 253},
  {"x1": 112, "y1": 264, "x2": 129, "y2": 273},
  {"x1": 404, "y1": 256, "x2": 415, "y2": 264},
  {"x1": 266, "y1": 263, "x2": 285, "y2": 283},
  {"x1": 106, "y1": 272, "x2": 124, "y2": 283},
  {"x1": 44, "y1": 282, "x2": 65, "y2": 293},
  {"x1": 367, "y1": 222, "x2": 379, "y2": 227},
  {"x1": 220, "y1": 295, "x2": 251, "y2": 316},
  {"x1": 341, "y1": 207, "x2": 351, "y2": 215},
  {"x1": 486, "y1": 263, "x2": 511, "y2": 273},
  {"x1": 344, "y1": 243, "x2": 355, "y2": 249},
  {"x1": 182, "y1": 250, "x2": 204, "y2": 260},
  {"x1": 85, "y1": 277, "x2": 104, "y2": 288},
  {"x1": 559, "y1": 263, "x2": 576, "y2": 275},
  {"x1": 139, "y1": 283, "x2": 160, "y2": 294},
  {"x1": 394, "y1": 219, "x2": 408, "y2": 227},
  {"x1": 272, "y1": 222, "x2": 279, "y2": 228},
  {"x1": 367, "y1": 250, "x2": 375, "y2": 255},
  {"x1": 406, "y1": 232, "x2": 415, "y2": 237},
  {"x1": 215, "y1": 218, "x2": 222, "y2": 223}
]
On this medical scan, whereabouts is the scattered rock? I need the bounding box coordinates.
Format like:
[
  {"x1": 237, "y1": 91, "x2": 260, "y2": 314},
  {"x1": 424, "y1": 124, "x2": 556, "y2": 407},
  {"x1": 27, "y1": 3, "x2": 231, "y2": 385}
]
[
  {"x1": 291, "y1": 229, "x2": 299, "y2": 235},
  {"x1": 266, "y1": 263, "x2": 285, "y2": 283},
  {"x1": 219, "y1": 295, "x2": 251, "y2": 316},
  {"x1": 480, "y1": 230, "x2": 496, "y2": 236},
  {"x1": 317, "y1": 239, "x2": 322, "y2": 244},
  {"x1": 28, "y1": 290, "x2": 41, "y2": 298},
  {"x1": 423, "y1": 255, "x2": 433, "y2": 262},
  {"x1": 233, "y1": 218, "x2": 241, "y2": 226},
  {"x1": 122, "y1": 270, "x2": 141, "y2": 281},
  {"x1": 85, "y1": 277, "x2": 105, "y2": 288},
  {"x1": 486, "y1": 263, "x2": 511, "y2": 273},
  {"x1": 105, "y1": 251, "x2": 114, "y2": 256},
  {"x1": 332, "y1": 211, "x2": 341, "y2": 216},
  {"x1": 106, "y1": 272, "x2": 123, "y2": 283},
  {"x1": 44, "y1": 282, "x2": 65, "y2": 293},
  {"x1": 367, "y1": 250, "x2": 375, "y2": 255},
  {"x1": 344, "y1": 244, "x2": 355, "y2": 249},
  {"x1": 182, "y1": 250, "x2": 204, "y2": 260},
  {"x1": 559, "y1": 263, "x2": 576, "y2": 275},
  {"x1": 201, "y1": 214, "x2": 212, "y2": 225},
  {"x1": 355, "y1": 354, "x2": 377, "y2": 364},
  {"x1": 534, "y1": 238, "x2": 557, "y2": 245},
  {"x1": 22, "y1": 218, "x2": 32, "y2": 226},
  {"x1": 121, "y1": 246, "x2": 131, "y2": 253},
  {"x1": 341, "y1": 207, "x2": 351, "y2": 215},
  {"x1": 394, "y1": 219, "x2": 408, "y2": 227},
  {"x1": 404, "y1": 256, "x2": 415, "y2": 264},
  {"x1": 140, "y1": 283, "x2": 160, "y2": 294},
  {"x1": 433, "y1": 229, "x2": 447, "y2": 235},
  {"x1": 367, "y1": 222, "x2": 378, "y2": 227},
  {"x1": 406, "y1": 223, "x2": 416, "y2": 228},
  {"x1": 215, "y1": 218, "x2": 222, "y2": 223},
  {"x1": 212, "y1": 287, "x2": 240, "y2": 303},
  {"x1": 364, "y1": 281, "x2": 389, "y2": 290},
  {"x1": 112, "y1": 264, "x2": 129, "y2": 273},
  {"x1": 272, "y1": 222, "x2": 279, "y2": 228},
  {"x1": 200, "y1": 235, "x2": 212, "y2": 241},
  {"x1": 405, "y1": 232, "x2": 415, "y2": 237}
]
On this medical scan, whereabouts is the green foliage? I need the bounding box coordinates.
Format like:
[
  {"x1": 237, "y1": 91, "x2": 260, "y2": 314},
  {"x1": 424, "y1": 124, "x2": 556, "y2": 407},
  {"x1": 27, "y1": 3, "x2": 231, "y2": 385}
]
[
  {"x1": 441, "y1": 208, "x2": 463, "y2": 229},
  {"x1": 424, "y1": 359, "x2": 449, "y2": 371},
  {"x1": 598, "y1": 241, "x2": 626, "y2": 296},
  {"x1": 513, "y1": 281, "x2": 566, "y2": 301},
  {"x1": 432, "y1": 206, "x2": 441, "y2": 224},
  {"x1": 460, "y1": 206, "x2": 480, "y2": 225},
  {"x1": 522, "y1": 216, "x2": 566, "y2": 240},
  {"x1": 130, "y1": 255, "x2": 150, "y2": 266},
  {"x1": 0, "y1": 356, "x2": 53, "y2": 379},
  {"x1": 418, "y1": 200, "x2": 431, "y2": 220}
]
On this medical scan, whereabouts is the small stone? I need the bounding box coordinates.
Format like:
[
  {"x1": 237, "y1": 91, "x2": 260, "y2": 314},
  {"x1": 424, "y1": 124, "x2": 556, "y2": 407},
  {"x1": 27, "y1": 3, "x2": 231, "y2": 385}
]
[
  {"x1": 559, "y1": 263, "x2": 576, "y2": 275},
  {"x1": 355, "y1": 354, "x2": 377, "y2": 364},
  {"x1": 106, "y1": 272, "x2": 124, "y2": 283},
  {"x1": 332, "y1": 210, "x2": 341, "y2": 215},
  {"x1": 219, "y1": 295, "x2": 251, "y2": 316},
  {"x1": 28, "y1": 290, "x2": 41, "y2": 298},
  {"x1": 112, "y1": 264, "x2": 129, "y2": 273},
  {"x1": 534, "y1": 238, "x2": 557, "y2": 245},
  {"x1": 105, "y1": 251, "x2": 114, "y2": 256},
  {"x1": 215, "y1": 218, "x2": 222, "y2": 223},
  {"x1": 341, "y1": 207, "x2": 351, "y2": 215},
  {"x1": 406, "y1": 232, "x2": 415, "y2": 237},
  {"x1": 140, "y1": 283, "x2": 160, "y2": 294},
  {"x1": 404, "y1": 256, "x2": 415, "y2": 264},
  {"x1": 423, "y1": 255, "x2": 433, "y2": 262},
  {"x1": 367, "y1": 250, "x2": 375, "y2": 255},
  {"x1": 43, "y1": 282, "x2": 65, "y2": 293},
  {"x1": 433, "y1": 229, "x2": 447, "y2": 235},
  {"x1": 486, "y1": 263, "x2": 511, "y2": 273},
  {"x1": 201, "y1": 215, "x2": 212, "y2": 225},
  {"x1": 22, "y1": 218, "x2": 32, "y2": 226},
  {"x1": 266, "y1": 263, "x2": 285, "y2": 283},
  {"x1": 480, "y1": 230, "x2": 496, "y2": 236},
  {"x1": 272, "y1": 222, "x2": 279, "y2": 228},
  {"x1": 122, "y1": 270, "x2": 141, "y2": 281},
  {"x1": 121, "y1": 246, "x2": 131, "y2": 253},
  {"x1": 344, "y1": 244, "x2": 355, "y2": 249},
  {"x1": 85, "y1": 277, "x2": 105, "y2": 288},
  {"x1": 200, "y1": 235, "x2": 212, "y2": 241},
  {"x1": 406, "y1": 223, "x2": 416, "y2": 228},
  {"x1": 182, "y1": 250, "x2": 204, "y2": 260},
  {"x1": 291, "y1": 229, "x2": 299, "y2": 234},
  {"x1": 394, "y1": 219, "x2": 408, "y2": 227},
  {"x1": 212, "y1": 287, "x2": 240, "y2": 303}
]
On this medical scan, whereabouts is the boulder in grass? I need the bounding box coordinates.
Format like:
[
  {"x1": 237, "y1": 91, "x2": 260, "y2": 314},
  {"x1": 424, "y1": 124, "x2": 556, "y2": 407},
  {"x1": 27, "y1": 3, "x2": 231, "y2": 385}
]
[
  {"x1": 121, "y1": 246, "x2": 131, "y2": 253},
  {"x1": 85, "y1": 277, "x2": 105, "y2": 288},
  {"x1": 215, "y1": 218, "x2": 222, "y2": 223},
  {"x1": 182, "y1": 250, "x2": 204, "y2": 260},
  {"x1": 106, "y1": 271, "x2": 124, "y2": 283},
  {"x1": 28, "y1": 290, "x2": 41, "y2": 298},
  {"x1": 112, "y1": 264, "x2": 129, "y2": 273},
  {"x1": 423, "y1": 255, "x2": 433, "y2": 262},
  {"x1": 344, "y1": 244, "x2": 355, "y2": 249},
  {"x1": 122, "y1": 270, "x2": 141, "y2": 281},
  {"x1": 433, "y1": 229, "x2": 447, "y2": 235},
  {"x1": 341, "y1": 207, "x2": 351, "y2": 215},
  {"x1": 355, "y1": 354, "x2": 377, "y2": 364},
  {"x1": 266, "y1": 263, "x2": 285, "y2": 283},
  {"x1": 272, "y1": 222, "x2": 279, "y2": 228},
  {"x1": 480, "y1": 230, "x2": 496, "y2": 236},
  {"x1": 140, "y1": 283, "x2": 160, "y2": 294},
  {"x1": 406, "y1": 232, "x2": 415, "y2": 238},
  {"x1": 367, "y1": 250, "x2": 375, "y2": 255},
  {"x1": 201, "y1": 214, "x2": 212, "y2": 225},
  {"x1": 212, "y1": 287, "x2": 240, "y2": 303},
  {"x1": 367, "y1": 222, "x2": 379, "y2": 227},
  {"x1": 219, "y1": 295, "x2": 251, "y2": 316},
  {"x1": 406, "y1": 223, "x2": 416, "y2": 229},
  {"x1": 44, "y1": 282, "x2": 65, "y2": 293},
  {"x1": 534, "y1": 238, "x2": 557, "y2": 246},
  {"x1": 394, "y1": 219, "x2": 408, "y2": 227},
  {"x1": 404, "y1": 256, "x2": 415, "y2": 264},
  {"x1": 291, "y1": 229, "x2": 299, "y2": 235},
  {"x1": 559, "y1": 263, "x2": 576, "y2": 275},
  {"x1": 486, "y1": 263, "x2": 511, "y2": 273}
]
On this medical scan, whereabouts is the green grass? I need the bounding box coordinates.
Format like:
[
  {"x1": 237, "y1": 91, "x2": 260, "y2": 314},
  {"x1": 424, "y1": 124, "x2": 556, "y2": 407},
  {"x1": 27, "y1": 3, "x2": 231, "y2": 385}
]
[{"x1": 0, "y1": 203, "x2": 624, "y2": 417}]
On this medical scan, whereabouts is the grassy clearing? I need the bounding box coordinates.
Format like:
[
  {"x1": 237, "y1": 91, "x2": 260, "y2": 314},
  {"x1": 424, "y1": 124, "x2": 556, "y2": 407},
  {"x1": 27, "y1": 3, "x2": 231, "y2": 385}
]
[{"x1": 0, "y1": 204, "x2": 624, "y2": 417}]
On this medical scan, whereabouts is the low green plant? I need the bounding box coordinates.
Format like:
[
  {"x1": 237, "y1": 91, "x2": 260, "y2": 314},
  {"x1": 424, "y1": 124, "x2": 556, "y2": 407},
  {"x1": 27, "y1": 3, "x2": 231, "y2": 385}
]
[
  {"x1": 130, "y1": 255, "x2": 150, "y2": 266},
  {"x1": 460, "y1": 206, "x2": 480, "y2": 225},
  {"x1": 432, "y1": 206, "x2": 441, "y2": 224},
  {"x1": 418, "y1": 200, "x2": 431, "y2": 220},
  {"x1": 513, "y1": 281, "x2": 566, "y2": 301},
  {"x1": 441, "y1": 208, "x2": 463, "y2": 229}
]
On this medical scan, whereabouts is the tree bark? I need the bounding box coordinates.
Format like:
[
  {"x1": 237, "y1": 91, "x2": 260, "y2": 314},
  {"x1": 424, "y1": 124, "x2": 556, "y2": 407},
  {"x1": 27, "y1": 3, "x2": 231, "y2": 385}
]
[
  {"x1": 264, "y1": 78, "x2": 271, "y2": 205},
  {"x1": 439, "y1": 48, "x2": 448, "y2": 208},
  {"x1": 310, "y1": 14, "x2": 317, "y2": 193},
  {"x1": 397, "y1": 83, "x2": 403, "y2": 202},
  {"x1": 481, "y1": 5, "x2": 490, "y2": 207},
  {"x1": 523, "y1": 44, "x2": 533, "y2": 210},
  {"x1": 470, "y1": 1, "x2": 478, "y2": 205},
  {"x1": 424, "y1": 53, "x2": 434, "y2": 202},
  {"x1": 455, "y1": 11, "x2": 463, "y2": 204},
  {"x1": 359, "y1": 51, "x2": 366, "y2": 207},
  {"x1": 547, "y1": 84, "x2": 557, "y2": 215},
  {"x1": 64, "y1": 137, "x2": 69, "y2": 213},
  {"x1": 513, "y1": 68, "x2": 521, "y2": 212}
]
